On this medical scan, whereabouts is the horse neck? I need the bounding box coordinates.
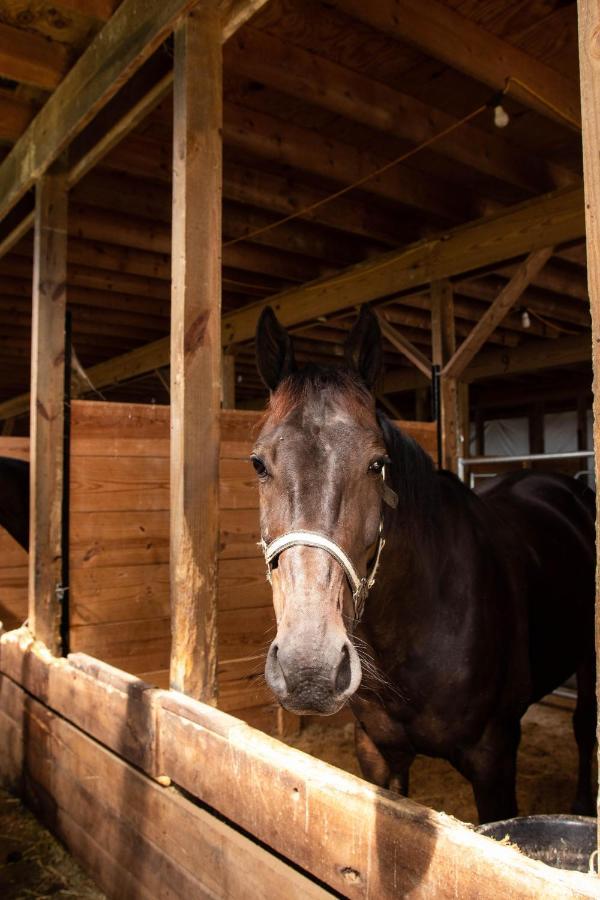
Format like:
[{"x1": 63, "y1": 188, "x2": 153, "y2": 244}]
[{"x1": 362, "y1": 425, "x2": 443, "y2": 641}]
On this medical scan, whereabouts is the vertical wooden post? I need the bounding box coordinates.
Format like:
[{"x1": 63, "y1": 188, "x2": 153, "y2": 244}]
[
  {"x1": 170, "y1": 9, "x2": 222, "y2": 702},
  {"x1": 29, "y1": 166, "x2": 68, "y2": 654},
  {"x1": 578, "y1": 0, "x2": 600, "y2": 832},
  {"x1": 431, "y1": 279, "x2": 460, "y2": 471}
]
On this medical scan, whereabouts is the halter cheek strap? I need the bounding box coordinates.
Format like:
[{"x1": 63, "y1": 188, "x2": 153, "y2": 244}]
[{"x1": 259, "y1": 466, "x2": 397, "y2": 623}]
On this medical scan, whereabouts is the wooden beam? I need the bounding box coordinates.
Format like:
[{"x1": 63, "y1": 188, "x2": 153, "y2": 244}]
[
  {"x1": 226, "y1": 26, "x2": 575, "y2": 194},
  {"x1": 376, "y1": 311, "x2": 432, "y2": 378},
  {"x1": 431, "y1": 280, "x2": 460, "y2": 471},
  {"x1": 443, "y1": 247, "x2": 554, "y2": 378},
  {"x1": 0, "y1": 22, "x2": 70, "y2": 90},
  {"x1": 67, "y1": 50, "x2": 174, "y2": 186},
  {"x1": 579, "y1": 0, "x2": 600, "y2": 834},
  {"x1": 223, "y1": 102, "x2": 469, "y2": 222},
  {"x1": 337, "y1": 0, "x2": 581, "y2": 130},
  {"x1": 221, "y1": 186, "x2": 584, "y2": 347},
  {"x1": 464, "y1": 334, "x2": 591, "y2": 382},
  {"x1": 219, "y1": 0, "x2": 273, "y2": 40},
  {"x1": 169, "y1": 9, "x2": 221, "y2": 702},
  {"x1": 104, "y1": 136, "x2": 409, "y2": 244},
  {"x1": 52, "y1": 0, "x2": 120, "y2": 19},
  {"x1": 456, "y1": 275, "x2": 590, "y2": 328},
  {"x1": 0, "y1": 95, "x2": 36, "y2": 143},
  {"x1": 0, "y1": 0, "x2": 203, "y2": 225},
  {"x1": 0, "y1": 187, "x2": 585, "y2": 420},
  {"x1": 28, "y1": 167, "x2": 68, "y2": 654}
]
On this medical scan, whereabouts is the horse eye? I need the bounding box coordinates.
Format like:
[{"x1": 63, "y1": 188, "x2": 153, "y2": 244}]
[
  {"x1": 251, "y1": 455, "x2": 268, "y2": 478},
  {"x1": 368, "y1": 457, "x2": 385, "y2": 475}
]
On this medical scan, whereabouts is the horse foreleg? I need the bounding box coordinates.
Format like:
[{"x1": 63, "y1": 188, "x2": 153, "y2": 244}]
[
  {"x1": 457, "y1": 722, "x2": 520, "y2": 825},
  {"x1": 354, "y1": 723, "x2": 414, "y2": 795},
  {"x1": 354, "y1": 722, "x2": 392, "y2": 787},
  {"x1": 572, "y1": 654, "x2": 597, "y2": 816}
]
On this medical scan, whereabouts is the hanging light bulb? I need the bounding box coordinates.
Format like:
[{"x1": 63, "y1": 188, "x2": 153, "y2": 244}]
[
  {"x1": 494, "y1": 104, "x2": 510, "y2": 128},
  {"x1": 521, "y1": 309, "x2": 531, "y2": 329}
]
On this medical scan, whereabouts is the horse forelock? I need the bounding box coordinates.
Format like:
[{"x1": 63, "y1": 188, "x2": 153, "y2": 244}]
[{"x1": 261, "y1": 366, "x2": 377, "y2": 429}]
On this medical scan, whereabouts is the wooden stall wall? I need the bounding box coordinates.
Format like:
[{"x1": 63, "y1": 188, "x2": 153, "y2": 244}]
[
  {"x1": 0, "y1": 438, "x2": 29, "y2": 632},
  {"x1": 68, "y1": 401, "x2": 171, "y2": 681},
  {"x1": 0, "y1": 401, "x2": 437, "y2": 733}
]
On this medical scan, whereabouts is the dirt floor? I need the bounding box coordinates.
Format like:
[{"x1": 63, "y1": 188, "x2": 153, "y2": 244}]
[
  {"x1": 286, "y1": 695, "x2": 588, "y2": 825},
  {"x1": 0, "y1": 790, "x2": 104, "y2": 900}
]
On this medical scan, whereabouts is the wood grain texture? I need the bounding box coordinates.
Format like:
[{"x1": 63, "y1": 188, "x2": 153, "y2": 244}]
[
  {"x1": 2, "y1": 680, "x2": 330, "y2": 899},
  {"x1": 159, "y1": 691, "x2": 600, "y2": 900},
  {"x1": 376, "y1": 311, "x2": 432, "y2": 377},
  {"x1": 0, "y1": 0, "x2": 202, "y2": 224},
  {"x1": 28, "y1": 168, "x2": 68, "y2": 654},
  {"x1": 336, "y1": 0, "x2": 581, "y2": 130},
  {"x1": 443, "y1": 247, "x2": 554, "y2": 378},
  {"x1": 169, "y1": 9, "x2": 222, "y2": 701},
  {"x1": 0, "y1": 21, "x2": 70, "y2": 89},
  {"x1": 577, "y1": 0, "x2": 600, "y2": 830}
]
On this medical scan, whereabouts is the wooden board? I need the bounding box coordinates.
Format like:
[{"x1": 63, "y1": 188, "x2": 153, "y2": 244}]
[
  {"x1": 3, "y1": 632, "x2": 599, "y2": 899},
  {"x1": 0, "y1": 674, "x2": 329, "y2": 899}
]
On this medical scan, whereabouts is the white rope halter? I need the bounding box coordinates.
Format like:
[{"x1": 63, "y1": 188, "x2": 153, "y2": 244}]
[{"x1": 259, "y1": 465, "x2": 398, "y2": 623}]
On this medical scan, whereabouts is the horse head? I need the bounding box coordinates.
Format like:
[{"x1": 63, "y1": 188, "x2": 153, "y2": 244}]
[{"x1": 253, "y1": 306, "x2": 394, "y2": 715}]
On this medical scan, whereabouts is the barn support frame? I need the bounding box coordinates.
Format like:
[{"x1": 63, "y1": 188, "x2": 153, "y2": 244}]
[
  {"x1": 0, "y1": 0, "x2": 598, "y2": 896},
  {"x1": 169, "y1": 7, "x2": 222, "y2": 702},
  {"x1": 28, "y1": 163, "x2": 68, "y2": 655},
  {"x1": 578, "y1": 0, "x2": 600, "y2": 839}
]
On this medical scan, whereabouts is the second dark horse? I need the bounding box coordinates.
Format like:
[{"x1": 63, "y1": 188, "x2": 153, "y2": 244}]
[{"x1": 253, "y1": 306, "x2": 596, "y2": 824}]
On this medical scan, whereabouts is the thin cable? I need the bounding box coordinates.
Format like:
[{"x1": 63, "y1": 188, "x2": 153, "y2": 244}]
[
  {"x1": 222, "y1": 74, "x2": 579, "y2": 254},
  {"x1": 527, "y1": 307, "x2": 581, "y2": 336},
  {"x1": 504, "y1": 76, "x2": 581, "y2": 132},
  {"x1": 223, "y1": 101, "x2": 488, "y2": 249}
]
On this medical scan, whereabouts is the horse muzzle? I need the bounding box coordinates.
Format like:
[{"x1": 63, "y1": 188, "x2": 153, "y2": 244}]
[{"x1": 265, "y1": 634, "x2": 362, "y2": 715}]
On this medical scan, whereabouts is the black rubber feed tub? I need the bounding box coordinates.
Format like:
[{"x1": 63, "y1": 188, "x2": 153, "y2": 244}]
[{"x1": 476, "y1": 815, "x2": 597, "y2": 873}]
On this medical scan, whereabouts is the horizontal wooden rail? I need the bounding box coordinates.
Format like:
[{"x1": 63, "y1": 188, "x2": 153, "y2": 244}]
[
  {"x1": 0, "y1": 186, "x2": 585, "y2": 420},
  {"x1": 1, "y1": 627, "x2": 599, "y2": 899}
]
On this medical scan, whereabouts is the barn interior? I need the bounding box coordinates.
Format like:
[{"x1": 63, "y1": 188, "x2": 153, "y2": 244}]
[{"x1": 0, "y1": 0, "x2": 596, "y2": 880}]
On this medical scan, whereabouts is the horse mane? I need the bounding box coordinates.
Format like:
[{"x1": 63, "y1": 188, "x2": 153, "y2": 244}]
[{"x1": 377, "y1": 412, "x2": 440, "y2": 537}]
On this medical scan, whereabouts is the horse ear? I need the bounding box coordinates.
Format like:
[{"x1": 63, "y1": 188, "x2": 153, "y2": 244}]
[
  {"x1": 256, "y1": 306, "x2": 296, "y2": 391},
  {"x1": 344, "y1": 306, "x2": 383, "y2": 389}
]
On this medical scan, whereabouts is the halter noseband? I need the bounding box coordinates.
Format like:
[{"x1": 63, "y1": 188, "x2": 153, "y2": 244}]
[{"x1": 259, "y1": 465, "x2": 398, "y2": 623}]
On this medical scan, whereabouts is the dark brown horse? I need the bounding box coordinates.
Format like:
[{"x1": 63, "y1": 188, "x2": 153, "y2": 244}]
[{"x1": 253, "y1": 306, "x2": 596, "y2": 824}]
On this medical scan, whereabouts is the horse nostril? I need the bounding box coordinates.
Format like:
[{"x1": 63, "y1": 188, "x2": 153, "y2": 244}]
[{"x1": 335, "y1": 643, "x2": 352, "y2": 694}]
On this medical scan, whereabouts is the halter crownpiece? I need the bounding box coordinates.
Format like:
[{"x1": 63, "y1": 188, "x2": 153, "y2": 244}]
[{"x1": 259, "y1": 465, "x2": 397, "y2": 623}]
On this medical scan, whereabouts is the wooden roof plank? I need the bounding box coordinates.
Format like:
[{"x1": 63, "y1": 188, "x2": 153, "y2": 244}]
[
  {"x1": 220, "y1": 185, "x2": 584, "y2": 345},
  {"x1": 0, "y1": 0, "x2": 203, "y2": 225},
  {"x1": 226, "y1": 26, "x2": 576, "y2": 194},
  {"x1": 0, "y1": 22, "x2": 70, "y2": 90},
  {"x1": 336, "y1": 0, "x2": 581, "y2": 130}
]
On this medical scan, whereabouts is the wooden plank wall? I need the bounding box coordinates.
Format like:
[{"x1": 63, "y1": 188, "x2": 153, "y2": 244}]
[
  {"x1": 0, "y1": 400, "x2": 437, "y2": 733},
  {"x1": 0, "y1": 437, "x2": 29, "y2": 632}
]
